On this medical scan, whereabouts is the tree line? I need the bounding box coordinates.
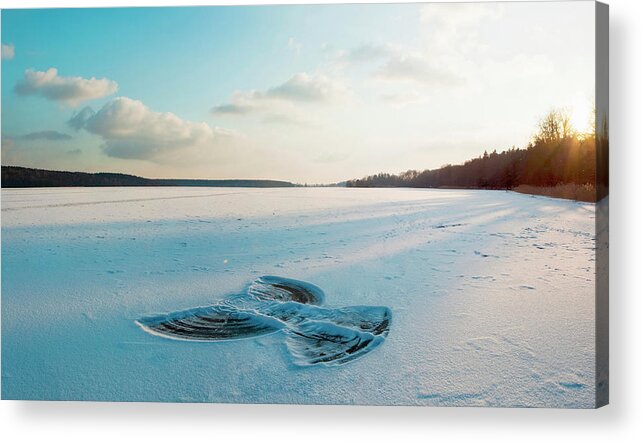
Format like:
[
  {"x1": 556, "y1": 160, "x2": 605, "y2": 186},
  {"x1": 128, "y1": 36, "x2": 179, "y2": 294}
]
[
  {"x1": 1, "y1": 166, "x2": 295, "y2": 188},
  {"x1": 346, "y1": 109, "x2": 607, "y2": 198}
]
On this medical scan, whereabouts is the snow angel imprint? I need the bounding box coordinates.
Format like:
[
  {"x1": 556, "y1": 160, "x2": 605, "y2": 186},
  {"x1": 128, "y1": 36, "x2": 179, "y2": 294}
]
[{"x1": 136, "y1": 276, "x2": 392, "y2": 367}]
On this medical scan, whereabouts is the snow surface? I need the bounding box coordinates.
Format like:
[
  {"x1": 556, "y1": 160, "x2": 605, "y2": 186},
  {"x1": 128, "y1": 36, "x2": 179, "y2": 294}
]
[{"x1": 1, "y1": 187, "x2": 596, "y2": 407}]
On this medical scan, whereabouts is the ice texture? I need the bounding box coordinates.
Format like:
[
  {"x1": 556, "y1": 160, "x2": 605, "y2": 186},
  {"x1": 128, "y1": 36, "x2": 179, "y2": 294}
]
[{"x1": 1, "y1": 187, "x2": 596, "y2": 407}]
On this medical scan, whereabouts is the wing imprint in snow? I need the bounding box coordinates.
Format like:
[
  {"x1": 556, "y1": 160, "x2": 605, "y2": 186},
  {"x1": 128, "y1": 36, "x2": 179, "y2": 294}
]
[
  {"x1": 137, "y1": 276, "x2": 391, "y2": 366},
  {"x1": 136, "y1": 305, "x2": 282, "y2": 341}
]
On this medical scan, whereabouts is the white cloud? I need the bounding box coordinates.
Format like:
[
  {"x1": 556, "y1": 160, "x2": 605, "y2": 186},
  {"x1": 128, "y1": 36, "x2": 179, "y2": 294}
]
[
  {"x1": 266, "y1": 73, "x2": 342, "y2": 102},
  {"x1": 70, "y1": 97, "x2": 244, "y2": 163},
  {"x1": 212, "y1": 73, "x2": 347, "y2": 124},
  {"x1": 337, "y1": 43, "x2": 393, "y2": 64},
  {"x1": 327, "y1": 4, "x2": 511, "y2": 97},
  {"x1": 15, "y1": 68, "x2": 118, "y2": 106},
  {"x1": 376, "y1": 51, "x2": 463, "y2": 86},
  {"x1": 334, "y1": 43, "x2": 462, "y2": 87},
  {"x1": 1, "y1": 43, "x2": 15, "y2": 60},
  {"x1": 288, "y1": 37, "x2": 302, "y2": 55},
  {"x1": 330, "y1": 4, "x2": 506, "y2": 90}
]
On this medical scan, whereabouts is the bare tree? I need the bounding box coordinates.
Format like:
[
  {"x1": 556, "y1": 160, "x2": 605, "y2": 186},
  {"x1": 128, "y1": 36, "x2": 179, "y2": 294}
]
[{"x1": 534, "y1": 109, "x2": 574, "y2": 144}]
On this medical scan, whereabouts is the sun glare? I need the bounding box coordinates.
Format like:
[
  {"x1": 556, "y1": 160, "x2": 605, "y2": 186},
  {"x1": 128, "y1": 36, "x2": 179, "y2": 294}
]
[{"x1": 569, "y1": 99, "x2": 594, "y2": 135}]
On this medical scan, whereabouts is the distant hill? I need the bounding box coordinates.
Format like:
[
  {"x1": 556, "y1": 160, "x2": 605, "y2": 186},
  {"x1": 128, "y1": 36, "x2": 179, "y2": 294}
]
[{"x1": 1, "y1": 166, "x2": 296, "y2": 188}]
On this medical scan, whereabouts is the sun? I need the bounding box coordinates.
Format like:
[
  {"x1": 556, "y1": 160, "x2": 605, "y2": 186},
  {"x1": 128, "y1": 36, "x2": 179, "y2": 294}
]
[{"x1": 569, "y1": 98, "x2": 595, "y2": 135}]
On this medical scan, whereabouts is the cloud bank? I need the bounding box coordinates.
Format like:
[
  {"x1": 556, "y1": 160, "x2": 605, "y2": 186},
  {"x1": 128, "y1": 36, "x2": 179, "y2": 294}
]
[
  {"x1": 15, "y1": 68, "x2": 118, "y2": 106},
  {"x1": 336, "y1": 43, "x2": 462, "y2": 87},
  {"x1": 212, "y1": 73, "x2": 346, "y2": 123},
  {"x1": 70, "y1": 97, "x2": 243, "y2": 163}
]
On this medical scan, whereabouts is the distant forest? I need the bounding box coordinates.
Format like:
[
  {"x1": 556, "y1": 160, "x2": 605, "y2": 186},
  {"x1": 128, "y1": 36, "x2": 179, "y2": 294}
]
[
  {"x1": 1, "y1": 166, "x2": 295, "y2": 188},
  {"x1": 347, "y1": 109, "x2": 608, "y2": 201}
]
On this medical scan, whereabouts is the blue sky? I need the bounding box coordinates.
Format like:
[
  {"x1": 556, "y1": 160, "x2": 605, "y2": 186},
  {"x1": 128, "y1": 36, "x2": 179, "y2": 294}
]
[{"x1": 1, "y1": 2, "x2": 595, "y2": 183}]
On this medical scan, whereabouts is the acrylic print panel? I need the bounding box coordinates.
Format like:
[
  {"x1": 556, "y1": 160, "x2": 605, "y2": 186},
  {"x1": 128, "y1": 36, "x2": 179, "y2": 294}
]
[{"x1": 0, "y1": 1, "x2": 608, "y2": 408}]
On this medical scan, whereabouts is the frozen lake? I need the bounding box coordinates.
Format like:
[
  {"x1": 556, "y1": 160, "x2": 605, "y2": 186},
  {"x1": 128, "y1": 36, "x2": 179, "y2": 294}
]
[{"x1": 1, "y1": 187, "x2": 596, "y2": 407}]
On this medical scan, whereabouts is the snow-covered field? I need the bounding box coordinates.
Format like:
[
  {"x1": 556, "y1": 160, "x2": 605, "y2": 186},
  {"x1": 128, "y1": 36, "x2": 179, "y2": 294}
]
[{"x1": 1, "y1": 187, "x2": 596, "y2": 407}]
